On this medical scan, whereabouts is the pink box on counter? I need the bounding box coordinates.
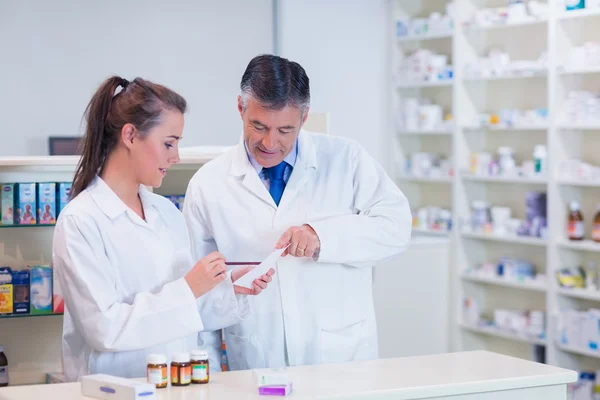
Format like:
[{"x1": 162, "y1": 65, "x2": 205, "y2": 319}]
[{"x1": 258, "y1": 383, "x2": 293, "y2": 396}]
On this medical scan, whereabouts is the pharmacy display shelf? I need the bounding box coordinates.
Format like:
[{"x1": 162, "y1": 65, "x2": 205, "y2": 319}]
[
  {"x1": 461, "y1": 125, "x2": 548, "y2": 132},
  {"x1": 463, "y1": 19, "x2": 547, "y2": 32},
  {"x1": 0, "y1": 313, "x2": 63, "y2": 320},
  {"x1": 0, "y1": 224, "x2": 56, "y2": 229},
  {"x1": 558, "y1": 8, "x2": 600, "y2": 20},
  {"x1": 397, "y1": 80, "x2": 453, "y2": 89},
  {"x1": 557, "y1": 239, "x2": 600, "y2": 253},
  {"x1": 557, "y1": 287, "x2": 600, "y2": 302},
  {"x1": 556, "y1": 179, "x2": 600, "y2": 187},
  {"x1": 396, "y1": 32, "x2": 453, "y2": 42},
  {"x1": 461, "y1": 231, "x2": 547, "y2": 247},
  {"x1": 0, "y1": 150, "x2": 230, "y2": 171},
  {"x1": 397, "y1": 129, "x2": 454, "y2": 136},
  {"x1": 412, "y1": 227, "x2": 451, "y2": 237},
  {"x1": 461, "y1": 174, "x2": 548, "y2": 185},
  {"x1": 391, "y1": 0, "x2": 600, "y2": 372},
  {"x1": 0, "y1": 150, "x2": 224, "y2": 385},
  {"x1": 461, "y1": 273, "x2": 547, "y2": 293},
  {"x1": 463, "y1": 72, "x2": 547, "y2": 82},
  {"x1": 460, "y1": 323, "x2": 547, "y2": 346},
  {"x1": 556, "y1": 343, "x2": 600, "y2": 359},
  {"x1": 398, "y1": 176, "x2": 453, "y2": 183},
  {"x1": 559, "y1": 66, "x2": 600, "y2": 76},
  {"x1": 558, "y1": 124, "x2": 600, "y2": 131}
]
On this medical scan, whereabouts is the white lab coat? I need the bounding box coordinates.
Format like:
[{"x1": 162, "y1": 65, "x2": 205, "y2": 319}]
[
  {"x1": 52, "y1": 176, "x2": 250, "y2": 382},
  {"x1": 183, "y1": 131, "x2": 411, "y2": 371}
]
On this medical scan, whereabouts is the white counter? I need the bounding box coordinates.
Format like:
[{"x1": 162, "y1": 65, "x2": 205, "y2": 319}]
[{"x1": 0, "y1": 351, "x2": 577, "y2": 400}]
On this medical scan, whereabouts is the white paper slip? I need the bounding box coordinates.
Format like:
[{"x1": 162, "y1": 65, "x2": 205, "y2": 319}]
[{"x1": 233, "y1": 246, "x2": 288, "y2": 289}]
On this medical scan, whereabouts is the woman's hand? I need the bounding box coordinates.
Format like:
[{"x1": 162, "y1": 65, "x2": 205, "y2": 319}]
[
  {"x1": 184, "y1": 252, "x2": 227, "y2": 298},
  {"x1": 231, "y1": 266, "x2": 275, "y2": 295}
]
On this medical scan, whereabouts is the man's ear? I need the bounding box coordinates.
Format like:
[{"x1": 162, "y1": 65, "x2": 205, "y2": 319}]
[
  {"x1": 237, "y1": 95, "x2": 244, "y2": 119},
  {"x1": 300, "y1": 106, "x2": 311, "y2": 126}
]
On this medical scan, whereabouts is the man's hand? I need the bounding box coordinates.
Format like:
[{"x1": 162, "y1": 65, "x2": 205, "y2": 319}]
[
  {"x1": 275, "y1": 224, "x2": 321, "y2": 259},
  {"x1": 231, "y1": 265, "x2": 275, "y2": 295}
]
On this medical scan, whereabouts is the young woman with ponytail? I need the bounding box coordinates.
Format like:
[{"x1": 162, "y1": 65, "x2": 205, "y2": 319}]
[{"x1": 51, "y1": 76, "x2": 274, "y2": 381}]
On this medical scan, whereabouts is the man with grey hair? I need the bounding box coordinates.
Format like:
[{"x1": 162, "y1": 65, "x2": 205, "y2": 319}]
[{"x1": 183, "y1": 54, "x2": 411, "y2": 372}]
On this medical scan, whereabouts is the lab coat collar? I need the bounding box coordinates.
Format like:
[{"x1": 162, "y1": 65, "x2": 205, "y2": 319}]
[
  {"x1": 89, "y1": 176, "x2": 159, "y2": 220},
  {"x1": 230, "y1": 130, "x2": 317, "y2": 177}
]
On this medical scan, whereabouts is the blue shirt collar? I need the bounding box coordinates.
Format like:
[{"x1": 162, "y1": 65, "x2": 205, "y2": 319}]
[{"x1": 244, "y1": 139, "x2": 298, "y2": 174}]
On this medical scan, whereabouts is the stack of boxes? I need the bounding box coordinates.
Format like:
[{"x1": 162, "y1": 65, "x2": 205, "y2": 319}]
[
  {"x1": 1, "y1": 182, "x2": 71, "y2": 226},
  {"x1": 0, "y1": 182, "x2": 71, "y2": 317},
  {"x1": 0, "y1": 265, "x2": 61, "y2": 316}
]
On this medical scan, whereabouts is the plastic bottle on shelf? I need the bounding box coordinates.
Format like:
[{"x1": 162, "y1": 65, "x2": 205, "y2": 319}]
[
  {"x1": 0, "y1": 345, "x2": 8, "y2": 387},
  {"x1": 593, "y1": 205, "x2": 600, "y2": 243},
  {"x1": 568, "y1": 201, "x2": 585, "y2": 241},
  {"x1": 587, "y1": 261, "x2": 598, "y2": 291},
  {"x1": 533, "y1": 145, "x2": 547, "y2": 175}
]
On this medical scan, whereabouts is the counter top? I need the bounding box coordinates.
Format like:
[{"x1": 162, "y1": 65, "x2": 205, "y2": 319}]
[{"x1": 0, "y1": 351, "x2": 577, "y2": 400}]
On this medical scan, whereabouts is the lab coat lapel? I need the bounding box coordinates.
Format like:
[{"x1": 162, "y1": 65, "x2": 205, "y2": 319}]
[
  {"x1": 230, "y1": 139, "x2": 278, "y2": 209},
  {"x1": 279, "y1": 131, "x2": 317, "y2": 207}
]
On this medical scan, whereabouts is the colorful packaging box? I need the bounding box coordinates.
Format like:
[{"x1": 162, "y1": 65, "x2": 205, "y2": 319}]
[
  {"x1": 0, "y1": 267, "x2": 13, "y2": 314},
  {"x1": 16, "y1": 183, "x2": 37, "y2": 225},
  {"x1": 29, "y1": 265, "x2": 52, "y2": 315},
  {"x1": 37, "y1": 182, "x2": 57, "y2": 224},
  {"x1": 1, "y1": 184, "x2": 15, "y2": 226},
  {"x1": 57, "y1": 182, "x2": 72, "y2": 215},
  {"x1": 53, "y1": 265, "x2": 63, "y2": 314},
  {"x1": 12, "y1": 269, "x2": 30, "y2": 314}
]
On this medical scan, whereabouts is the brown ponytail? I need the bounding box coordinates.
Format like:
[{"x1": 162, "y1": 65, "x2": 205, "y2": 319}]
[{"x1": 71, "y1": 76, "x2": 187, "y2": 198}]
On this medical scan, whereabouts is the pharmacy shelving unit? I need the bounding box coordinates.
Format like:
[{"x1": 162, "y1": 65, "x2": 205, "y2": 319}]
[
  {"x1": 0, "y1": 149, "x2": 229, "y2": 385},
  {"x1": 391, "y1": 0, "x2": 455, "y2": 242},
  {"x1": 392, "y1": 0, "x2": 600, "y2": 373}
]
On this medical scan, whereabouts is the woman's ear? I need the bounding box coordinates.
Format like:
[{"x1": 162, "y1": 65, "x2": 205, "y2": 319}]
[{"x1": 121, "y1": 123, "x2": 137, "y2": 149}]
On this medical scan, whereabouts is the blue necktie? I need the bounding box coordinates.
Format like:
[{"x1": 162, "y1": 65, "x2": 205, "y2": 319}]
[{"x1": 266, "y1": 162, "x2": 287, "y2": 206}]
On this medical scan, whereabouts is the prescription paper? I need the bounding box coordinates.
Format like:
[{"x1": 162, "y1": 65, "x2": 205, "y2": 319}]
[{"x1": 233, "y1": 246, "x2": 288, "y2": 289}]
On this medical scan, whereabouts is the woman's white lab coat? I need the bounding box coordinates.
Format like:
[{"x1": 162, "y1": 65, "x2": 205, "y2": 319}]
[
  {"x1": 52, "y1": 177, "x2": 249, "y2": 382},
  {"x1": 183, "y1": 131, "x2": 411, "y2": 371}
]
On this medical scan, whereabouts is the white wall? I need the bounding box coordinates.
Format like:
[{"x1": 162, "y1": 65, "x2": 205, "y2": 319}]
[
  {"x1": 0, "y1": 0, "x2": 273, "y2": 156},
  {"x1": 278, "y1": 0, "x2": 391, "y2": 169}
]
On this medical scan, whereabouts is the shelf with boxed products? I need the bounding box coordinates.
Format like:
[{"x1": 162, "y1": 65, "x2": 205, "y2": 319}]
[
  {"x1": 557, "y1": 179, "x2": 600, "y2": 188},
  {"x1": 556, "y1": 343, "x2": 600, "y2": 359},
  {"x1": 461, "y1": 174, "x2": 548, "y2": 185},
  {"x1": 0, "y1": 224, "x2": 55, "y2": 229},
  {"x1": 397, "y1": 80, "x2": 453, "y2": 89},
  {"x1": 463, "y1": 72, "x2": 547, "y2": 82},
  {"x1": 0, "y1": 150, "x2": 221, "y2": 386},
  {"x1": 460, "y1": 323, "x2": 547, "y2": 346},
  {"x1": 461, "y1": 273, "x2": 547, "y2": 293},
  {"x1": 396, "y1": 32, "x2": 453, "y2": 43},
  {"x1": 557, "y1": 287, "x2": 600, "y2": 302},
  {"x1": 463, "y1": 19, "x2": 547, "y2": 32},
  {"x1": 461, "y1": 231, "x2": 547, "y2": 247},
  {"x1": 0, "y1": 153, "x2": 226, "y2": 170},
  {"x1": 462, "y1": 125, "x2": 548, "y2": 132},
  {"x1": 412, "y1": 227, "x2": 451, "y2": 237},
  {"x1": 559, "y1": 66, "x2": 600, "y2": 76},
  {"x1": 399, "y1": 176, "x2": 453, "y2": 184},
  {"x1": 559, "y1": 125, "x2": 600, "y2": 131},
  {"x1": 397, "y1": 129, "x2": 454, "y2": 136},
  {"x1": 558, "y1": 8, "x2": 600, "y2": 21},
  {"x1": 557, "y1": 239, "x2": 600, "y2": 253},
  {"x1": 0, "y1": 313, "x2": 63, "y2": 320}
]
